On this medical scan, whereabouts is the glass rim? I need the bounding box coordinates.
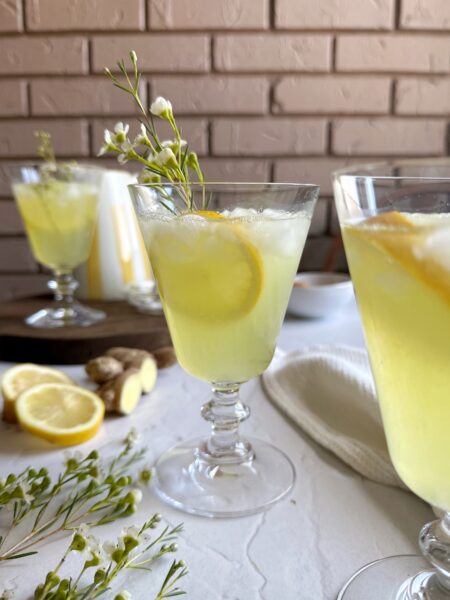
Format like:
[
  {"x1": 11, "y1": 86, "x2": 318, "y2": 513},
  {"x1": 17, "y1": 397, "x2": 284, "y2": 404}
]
[
  {"x1": 128, "y1": 181, "x2": 320, "y2": 192},
  {"x1": 333, "y1": 157, "x2": 450, "y2": 182}
]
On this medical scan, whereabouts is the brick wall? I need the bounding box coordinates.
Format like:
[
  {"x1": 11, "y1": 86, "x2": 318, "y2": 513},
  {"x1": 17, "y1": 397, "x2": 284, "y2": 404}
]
[{"x1": 1, "y1": 0, "x2": 450, "y2": 300}]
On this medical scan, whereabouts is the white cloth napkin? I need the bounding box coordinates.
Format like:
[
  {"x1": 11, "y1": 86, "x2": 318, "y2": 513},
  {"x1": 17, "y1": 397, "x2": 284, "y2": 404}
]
[{"x1": 262, "y1": 345, "x2": 407, "y2": 490}]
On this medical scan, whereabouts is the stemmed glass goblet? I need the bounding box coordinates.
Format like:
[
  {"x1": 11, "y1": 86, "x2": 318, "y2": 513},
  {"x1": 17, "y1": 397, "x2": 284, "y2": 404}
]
[
  {"x1": 8, "y1": 164, "x2": 105, "y2": 328},
  {"x1": 334, "y1": 161, "x2": 450, "y2": 599},
  {"x1": 130, "y1": 182, "x2": 318, "y2": 517}
]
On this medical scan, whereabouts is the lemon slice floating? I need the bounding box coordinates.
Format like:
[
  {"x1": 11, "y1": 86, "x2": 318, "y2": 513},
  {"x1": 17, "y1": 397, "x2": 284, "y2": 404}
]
[
  {"x1": 16, "y1": 383, "x2": 104, "y2": 446},
  {"x1": 1, "y1": 363, "x2": 72, "y2": 423},
  {"x1": 363, "y1": 211, "x2": 450, "y2": 305},
  {"x1": 153, "y1": 211, "x2": 264, "y2": 322}
]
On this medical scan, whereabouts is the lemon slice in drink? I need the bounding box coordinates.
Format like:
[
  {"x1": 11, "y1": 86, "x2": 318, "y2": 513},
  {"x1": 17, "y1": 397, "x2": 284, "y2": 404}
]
[
  {"x1": 16, "y1": 383, "x2": 104, "y2": 446},
  {"x1": 153, "y1": 211, "x2": 264, "y2": 322},
  {"x1": 1, "y1": 363, "x2": 73, "y2": 423},
  {"x1": 364, "y1": 211, "x2": 450, "y2": 304}
]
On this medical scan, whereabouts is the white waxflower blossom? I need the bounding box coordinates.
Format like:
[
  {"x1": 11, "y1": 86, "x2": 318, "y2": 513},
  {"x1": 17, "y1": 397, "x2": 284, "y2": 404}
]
[
  {"x1": 155, "y1": 147, "x2": 177, "y2": 168},
  {"x1": 134, "y1": 123, "x2": 150, "y2": 146},
  {"x1": 122, "y1": 525, "x2": 140, "y2": 541},
  {"x1": 0, "y1": 581, "x2": 16, "y2": 600},
  {"x1": 103, "y1": 540, "x2": 117, "y2": 560},
  {"x1": 18, "y1": 481, "x2": 34, "y2": 504},
  {"x1": 150, "y1": 96, "x2": 172, "y2": 118},
  {"x1": 98, "y1": 129, "x2": 117, "y2": 156},
  {"x1": 161, "y1": 139, "x2": 187, "y2": 149},
  {"x1": 114, "y1": 122, "x2": 130, "y2": 136},
  {"x1": 113, "y1": 122, "x2": 130, "y2": 145},
  {"x1": 128, "y1": 488, "x2": 143, "y2": 505},
  {"x1": 125, "y1": 428, "x2": 140, "y2": 447},
  {"x1": 64, "y1": 450, "x2": 82, "y2": 467}
]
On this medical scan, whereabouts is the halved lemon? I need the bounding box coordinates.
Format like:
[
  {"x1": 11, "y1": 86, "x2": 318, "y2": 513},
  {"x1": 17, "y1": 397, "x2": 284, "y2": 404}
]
[
  {"x1": 153, "y1": 211, "x2": 264, "y2": 322},
  {"x1": 1, "y1": 363, "x2": 73, "y2": 423},
  {"x1": 16, "y1": 383, "x2": 104, "y2": 446}
]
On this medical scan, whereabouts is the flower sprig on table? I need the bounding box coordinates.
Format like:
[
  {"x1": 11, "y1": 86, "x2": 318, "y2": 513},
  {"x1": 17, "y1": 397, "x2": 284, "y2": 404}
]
[
  {"x1": 33, "y1": 516, "x2": 187, "y2": 600},
  {"x1": 99, "y1": 51, "x2": 205, "y2": 212},
  {"x1": 0, "y1": 430, "x2": 150, "y2": 561}
]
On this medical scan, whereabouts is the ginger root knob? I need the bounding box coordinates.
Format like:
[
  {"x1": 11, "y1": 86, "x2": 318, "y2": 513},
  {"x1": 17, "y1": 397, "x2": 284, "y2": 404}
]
[{"x1": 85, "y1": 356, "x2": 123, "y2": 384}]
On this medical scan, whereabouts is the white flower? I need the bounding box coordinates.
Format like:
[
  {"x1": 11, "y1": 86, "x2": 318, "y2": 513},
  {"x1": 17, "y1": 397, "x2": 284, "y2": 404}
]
[
  {"x1": 64, "y1": 450, "x2": 82, "y2": 468},
  {"x1": 128, "y1": 488, "x2": 143, "y2": 505},
  {"x1": 125, "y1": 428, "x2": 140, "y2": 447},
  {"x1": 103, "y1": 540, "x2": 117, "y2": 560},
  {"x1": 134, "y1": 123, "x2": 150, "y2": 146},
  {"x1": 0, "y1": 581, "x2": 16, "y2": 600},
  {"x1": 150, "y1": 96, "x2": 172, "y2": 118},
  {"x1": 122, "y1": 525, "x2": 140, "y2": 540},
  {"x1": 117, "y1": 153, "x2": 129, "y2": 165},
  {"x1": 17, "y1": 481, "x2": 34, "y2": 504},
  {"x1": 155, "y1": 147, "x2": 177, "y2": 168},
  {"x1": 98, "y1": 129, "x2": 117, "y2": 156},
  {"x1": 161, "y1": 139, "x2": 187, "y2": 149},
  {"x1": 114, "y1": 122, "x2": 129, "y2": 136}
]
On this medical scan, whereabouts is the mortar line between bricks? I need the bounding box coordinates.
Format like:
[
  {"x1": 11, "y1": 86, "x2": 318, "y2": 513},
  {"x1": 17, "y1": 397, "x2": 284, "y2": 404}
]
[
  {"x1": 395, "y1": 0, "x2": 402, "y2": 30},
  {"x1": 2, "y1": 28, "x2": 450, "y2": 36}
]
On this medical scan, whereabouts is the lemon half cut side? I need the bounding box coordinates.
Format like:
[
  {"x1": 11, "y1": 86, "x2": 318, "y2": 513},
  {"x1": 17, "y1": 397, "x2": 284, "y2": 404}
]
[
  {"x1": 1, "y1": 363, "x2": 73, "y2": 423},
  {"x1": 16, "y1": 383, "x2": 105, "y2": 446}
]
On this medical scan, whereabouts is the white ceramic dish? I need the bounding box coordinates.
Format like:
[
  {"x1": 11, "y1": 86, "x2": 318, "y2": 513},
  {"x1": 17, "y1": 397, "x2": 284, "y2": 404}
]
[{"x1": 287, "y1": 272, "x2": 354, "y2": 319}]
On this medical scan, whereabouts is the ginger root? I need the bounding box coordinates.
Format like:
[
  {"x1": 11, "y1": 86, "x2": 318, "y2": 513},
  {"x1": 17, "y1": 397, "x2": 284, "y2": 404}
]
[
  {"x1": 97, "y1": 368, "x2": 142, "y2": 415},
  {"x1": 85, "y1": 356, "x2": 123, "y2": 384},
  {"x1": 128, "y1": 355, "x2": 157, "y2": 393},
  {"x1": 152, "y1": 346, "x2": 177, "y2": 369},
  {"x1": 87, "y1": 346, "x2": 164, "y2": 415}
]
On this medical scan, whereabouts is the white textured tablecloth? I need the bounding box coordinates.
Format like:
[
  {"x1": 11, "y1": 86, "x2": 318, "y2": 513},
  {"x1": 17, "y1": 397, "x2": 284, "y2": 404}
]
[{"x1": 0, "y1": 299, "x2": 432, "y2": 599}]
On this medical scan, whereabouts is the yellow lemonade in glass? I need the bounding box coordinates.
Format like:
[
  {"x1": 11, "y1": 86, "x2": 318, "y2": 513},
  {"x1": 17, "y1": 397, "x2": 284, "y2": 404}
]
[
  {"x1": 343, "y1": 211, "x2": 450, "y2": 510},
  {"x1": 14, "y1": 181, "x2": 98, "y2": 271},
  {"x1": 140, "y1": 208, "x2": 310, "y2": 382}
]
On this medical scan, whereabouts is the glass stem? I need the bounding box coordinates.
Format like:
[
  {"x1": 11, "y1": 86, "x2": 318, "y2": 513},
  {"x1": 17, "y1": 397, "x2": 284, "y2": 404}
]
[
  {"x1": 419, "y1": 512, "x2": 450, "y2": 593},
  {"x1": 200, "y1": 383, "x2": 253, "y2": 464},
  {"x1": 48, "y1": 271, "x2": 78, "y2": 307}
]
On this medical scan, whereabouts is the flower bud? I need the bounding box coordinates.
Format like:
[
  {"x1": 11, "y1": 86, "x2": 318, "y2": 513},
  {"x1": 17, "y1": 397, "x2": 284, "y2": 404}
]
[
  {"x1": 114, "y1": 591, "x2": 132, "y2": 600},
  {"x1": 150, "y1": 96, "x2": 173, "y2": 119},
  {"x1": 69, "y1": 532, "x2": 87, "y2": 552},
  {"x1": 94, "y1": 569, "x2": 106, "y2": 584}
]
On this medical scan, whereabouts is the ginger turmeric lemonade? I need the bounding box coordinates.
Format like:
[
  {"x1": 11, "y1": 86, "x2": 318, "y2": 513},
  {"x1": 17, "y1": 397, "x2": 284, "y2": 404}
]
[
  {"x1": 14, "y1": 181, "x2": 98, "y2": 271},
  {"x1": 131, "y1": 183, "x2": 318, "y2": 518},
  {"x1": 334, "y1": 167, "x2": 450, "y2": 599},
  {"x1": 8, "y1": 164, "x2": 104, "y2": 328},
  {"x1": 343, "y1": 212, "x2": 450, "y2": 510},
  {"x1": 141, "y1": 209, "x2": 310, "y2": 382}
]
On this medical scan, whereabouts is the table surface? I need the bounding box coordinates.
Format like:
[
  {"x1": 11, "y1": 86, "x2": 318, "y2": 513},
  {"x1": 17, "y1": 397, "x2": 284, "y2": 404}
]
[{"x1": 0, "y1": 299, "x2": 432, "y2": 600}]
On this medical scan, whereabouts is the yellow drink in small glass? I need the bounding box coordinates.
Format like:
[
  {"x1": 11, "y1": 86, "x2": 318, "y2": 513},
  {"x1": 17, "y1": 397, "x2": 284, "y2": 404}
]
[
  {"x1": 141, "y1": 208, "x2": 310, "y2": 382},
  {"x1": 14, "y1": 181, "x2": 98, "y2": 271},
  {"x1": 343, "y1": 211, "x2": 450, "y2": 510}
]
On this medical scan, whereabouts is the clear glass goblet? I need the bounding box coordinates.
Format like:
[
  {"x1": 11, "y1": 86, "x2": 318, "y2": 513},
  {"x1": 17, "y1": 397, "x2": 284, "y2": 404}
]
[
  {"x1": 8, "y1": 164, "x2": 105, "y2": 328},
  {"x1": 129, "y1": 182, "x2": 318, "y2": 517},
  {"x1": 334, "y1": 160, "x2": 450, "y2": 599}
]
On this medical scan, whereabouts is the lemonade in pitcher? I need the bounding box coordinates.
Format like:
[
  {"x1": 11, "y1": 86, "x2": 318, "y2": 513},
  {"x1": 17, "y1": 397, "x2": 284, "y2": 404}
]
[
  {"x1": 343, "y1": 211, "x2": 450, "y2": 510},
  {"x1": 140, "y1": 208, "x2": 311, "y2": 383}
]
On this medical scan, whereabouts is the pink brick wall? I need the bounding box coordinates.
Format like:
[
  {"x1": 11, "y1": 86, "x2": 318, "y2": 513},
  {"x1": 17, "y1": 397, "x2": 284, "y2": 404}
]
[{"x1": 1, "y1": 0, "x2": 449, "y2": 299}]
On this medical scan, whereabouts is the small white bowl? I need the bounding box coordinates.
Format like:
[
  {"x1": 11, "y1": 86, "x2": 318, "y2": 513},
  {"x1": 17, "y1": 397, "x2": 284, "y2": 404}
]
[{"x1": 287, "y1": 272, "x2": 354, "y2": 319}]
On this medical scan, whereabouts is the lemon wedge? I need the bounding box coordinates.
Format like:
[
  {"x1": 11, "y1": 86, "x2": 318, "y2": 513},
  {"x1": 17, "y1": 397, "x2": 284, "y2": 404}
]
[
  {"x1": 153, "y1": 211, "x2": 264, "y2": 322},
  {"x1": 1, "y1": 363, "x2": 73, "y2": 423},
  {"x1": 363, "y1": 211, "x2": 450, "y2": 305},
  {"x1": 16, "y1": 383, "x2": 104, "y2": 446}
]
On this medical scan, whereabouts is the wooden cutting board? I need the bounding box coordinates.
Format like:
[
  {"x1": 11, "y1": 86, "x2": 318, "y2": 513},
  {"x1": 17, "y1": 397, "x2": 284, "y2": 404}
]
[{"x1": 0, "y1": 298, "x2": 171, "y2": 365}]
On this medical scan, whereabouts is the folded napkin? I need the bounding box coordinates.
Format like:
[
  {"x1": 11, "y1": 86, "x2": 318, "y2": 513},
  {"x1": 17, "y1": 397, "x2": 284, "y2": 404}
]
[{"x1": 262, "y1": 345, "x2": 406, "y2": 490}]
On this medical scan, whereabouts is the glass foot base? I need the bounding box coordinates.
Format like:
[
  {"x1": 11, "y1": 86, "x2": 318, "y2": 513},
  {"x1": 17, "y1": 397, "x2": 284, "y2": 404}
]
[
  {"x1": 337, "y1": 555, "x2": 437, "y2": 600},
  {"x1": 153, "y1": 436, "x2": 295, "y2": 518},
  {"x1": 25, "y1": 303, "x2": 106, "y2": 328}
]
